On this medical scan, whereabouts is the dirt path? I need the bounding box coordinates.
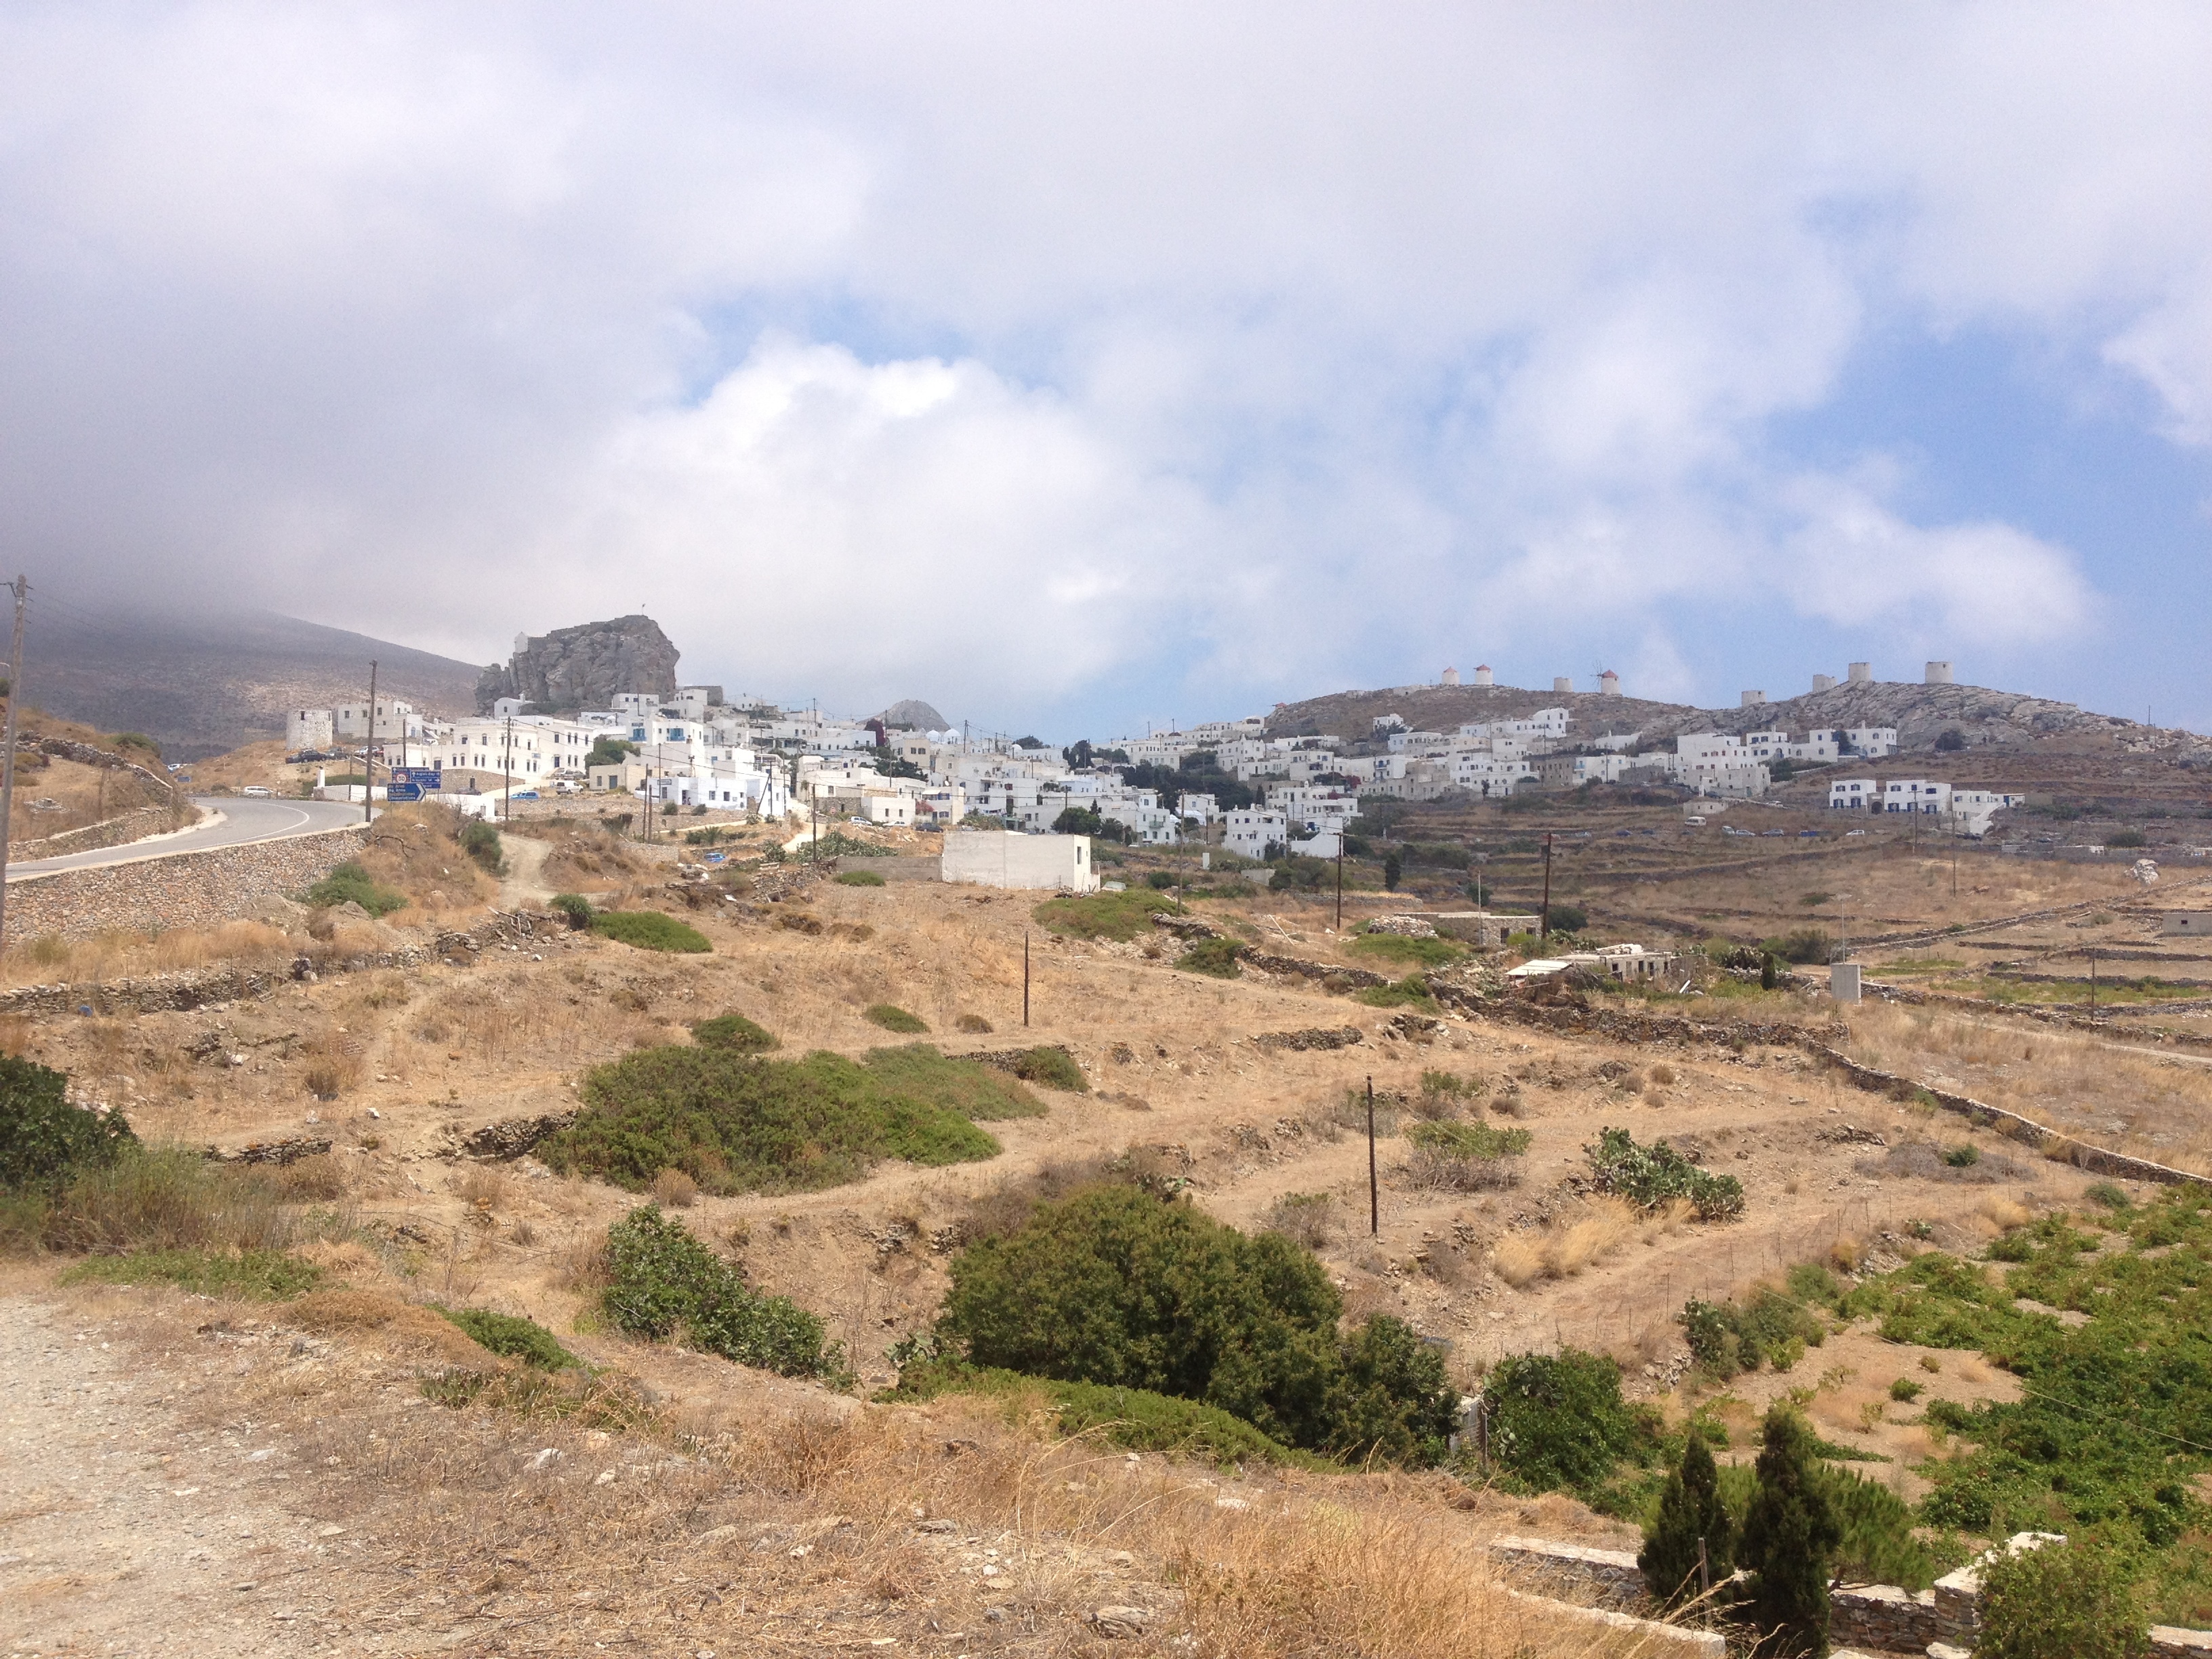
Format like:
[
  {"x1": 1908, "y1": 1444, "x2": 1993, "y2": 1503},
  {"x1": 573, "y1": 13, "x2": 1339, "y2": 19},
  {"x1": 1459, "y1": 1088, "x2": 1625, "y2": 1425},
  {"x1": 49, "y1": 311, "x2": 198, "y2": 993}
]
[
  {"x1": 496, "y1": 833, "x2": 553, "y2": 909},
  {"x1": 0, "y1": 1292, "x2": 328, "y2": 1657}
]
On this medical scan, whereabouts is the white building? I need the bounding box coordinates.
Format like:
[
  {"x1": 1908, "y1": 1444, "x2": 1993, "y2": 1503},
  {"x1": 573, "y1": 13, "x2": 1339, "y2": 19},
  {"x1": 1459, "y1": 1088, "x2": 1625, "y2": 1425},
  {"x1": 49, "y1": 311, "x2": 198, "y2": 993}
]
[
  {"x1": 1224, "y1": 808, "x2": 1290, "y2": 860},
  {"x1": 1179, "y1": 792, "x2": 1222, "y2": 824},
  {"x1": 940, "y1": 830, "x2": 1099, "y2": 893},
  {"x1": 332, "y1": 697, "x2": 423, "y2": 741},
  {"x1": 1829, "y1": 777, "x2": 1879, "y2": 811}
]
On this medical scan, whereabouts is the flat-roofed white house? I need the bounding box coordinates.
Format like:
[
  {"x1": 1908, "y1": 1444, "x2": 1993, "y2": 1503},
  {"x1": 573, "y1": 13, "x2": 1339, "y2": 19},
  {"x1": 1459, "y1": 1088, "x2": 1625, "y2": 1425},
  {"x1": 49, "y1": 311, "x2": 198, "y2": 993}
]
[
  {"x1": 939, "y1": 830, "x2": 1099, "y2": 892},
  {"x1": 2164, "y1": 910, "x2": 2212, "y2": 937}
]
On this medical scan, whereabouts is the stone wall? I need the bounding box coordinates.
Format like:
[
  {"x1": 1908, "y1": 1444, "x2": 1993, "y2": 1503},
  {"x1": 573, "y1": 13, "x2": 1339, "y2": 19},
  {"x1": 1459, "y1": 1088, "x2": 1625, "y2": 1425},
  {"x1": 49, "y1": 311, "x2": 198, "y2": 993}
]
[
  {"x1": 1832, "y1": 1582, "x2": 1939, "y2": 1652},
  {"x1": 2, "y1": 825, "x2": 367, "y2": 945},
  {"x1": 13, "y1": 802, "x2": 181, "y2": 863},
  {"x1": 1488, "y1": 1536, "x2": 1647, "y2": 1608}
]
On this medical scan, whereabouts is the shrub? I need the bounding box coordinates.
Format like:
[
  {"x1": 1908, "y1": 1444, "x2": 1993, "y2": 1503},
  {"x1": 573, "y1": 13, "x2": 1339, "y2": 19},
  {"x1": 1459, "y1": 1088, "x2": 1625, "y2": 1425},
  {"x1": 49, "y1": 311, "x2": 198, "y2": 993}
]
[
  {"x1": 1261, "y1": 1191, "x2": 1336, "y2": 1248},
  {"x1": 834, "y1": 867, "x2": 886, "y2": 886},
  {"x1": 2085, "y1": 1181, "x2": 2133, "y2": 1212},
  {"x1": 1485, "y1": 1349, "x2": 1658, "y2": 1499},
  {"x1": 601, "y1": 1205, "x2": 834, "y2": 1378},
  {"x1": 62, "y1": 1247, "x2": 319, "y2": 1300},
  {"x1": 302, "y1": 861, "x2": 408, "y2": 916},
  {"x1": 2107, "y1": 829, "x2": 2148, "y2": 850},
  {"x1": 438, "y1": 1307, "x2": 578, "y2": 1371},
  {"x1": 1642, "y1": 1432, "x2": 1735, "y2": 1607},
  {"x1": 1943, "y1": 1143, "x2": 1981, "y2": 1168},
  {"x1": 954, "y1": 1013, "x2": 994, "y2": 1033},
  {"x1": 1586, "y1": 1127, "x2": 1745, "y2": 1220},
  {"x1": 1889, "y1": 1376, "x2": 1923, "y2": 1403},
  {"x1": 591, "y1": 910, "x2": 712, "y2": 953},
  {"x1": 1738, "y1": 1408, "x2": 1843, "y2": 1657},
  {"x1": 1678, "y1": 1288, "x2": 1824, "y2": 1378},
  {"x1": 1544, "y1": 903, "x2": 1587, "y2": 934},
  {"x1": 1006, "y1": 1046, "x2": 1088, "y2": 1092},
  {"x1": 0, "y1": 1057, "x2": 136, "y2": 1191},
  {"x1": 550, "y1": 893, "x2": 594, "y2": 929},
  {"x1": 1353, "y1": 975, "x2": 1439, "y2": 1012},
  {"x1": 1176, "y1": 937, "x2": 1246, "y2": 978},
  {"x1": 865, "y1": 1004, "x2": 928, "y2": 1033},
  {"x1": 1145, "y1": 870, "x2": 1179, "y2": 890},
  {"x1": 1977, "y1": 1538, "x2": 2148, "y2": 1659},
  {"x1": 459, "y1": 819, "x2": 505, "y2": 874},
  {"x1": 1033, "y1": 888, "x2": 1183, "y2": 941},
  {"x1": 1350, "y1": 932, "x2": 1466, "y2": 968},
  {"x1": 1761, "y1": 926, "x2": 1835, "y2": 966},
  {"x1": 939, "y1": 1185, "x2": 1456, "y2": 1465},
  {"x1": 691, "y1": 1012, "x2": 777, "y2": 1053},
  {"x1": 1408, "y1": 1120, "x2": 1530, "y2": 1159},
  {"x1": 541, "y1": 1043, "x2": 1030, "y2": 1194}
]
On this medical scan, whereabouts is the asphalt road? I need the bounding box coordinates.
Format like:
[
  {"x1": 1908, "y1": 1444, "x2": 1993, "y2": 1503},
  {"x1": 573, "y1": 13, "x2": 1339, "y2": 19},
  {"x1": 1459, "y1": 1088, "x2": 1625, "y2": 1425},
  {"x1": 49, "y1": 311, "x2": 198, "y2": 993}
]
[{"x1": 5, "y1": 796, "x2": 370, "y2": 880}]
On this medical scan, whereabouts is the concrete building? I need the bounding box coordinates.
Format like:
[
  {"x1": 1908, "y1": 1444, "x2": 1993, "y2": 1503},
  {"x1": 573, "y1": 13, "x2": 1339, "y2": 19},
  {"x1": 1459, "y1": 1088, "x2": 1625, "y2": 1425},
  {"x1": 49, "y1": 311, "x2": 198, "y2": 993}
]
[
  {"x1": 285, "y1": 709, "x2": 335, "y2": 752},
  {"x1": 1741, "y1": 690, "x2": 1766, "y2": 707},
  {"x1": 1440, "y1": 666, "x2": 1460, "y2": 685},
  {"x1": 333, "y1": 697, "x2": 422, "y2": 740},
  {"x1": 1811, "y1": 674, "x2": 1837, "y2": 693},
  {"x1": 1848, "y1": 661, "x2": 1872, "y2": 683},
  {"x1": 1926, "y1": 661, "x2": 1954, "y2": 684},
  {"x1": 1223, "y1": 808, "x2": 1290, "y2": 860},
  {"x1": 1829, "y1": 777, "x2": 1878, "y2": 811},
  {"x1": 1473, "y1": 665, "x2": 1494, "y2": 686},
  {"x1": 2163, "y1": 911, "x2": 2212, "y2": 937},
  {"x1": 940, "y1": 830, "x2": 1099, "y2": 893},
  {"x1": 1553, "y1": 676, "x2": 1574, "y2": 693}
]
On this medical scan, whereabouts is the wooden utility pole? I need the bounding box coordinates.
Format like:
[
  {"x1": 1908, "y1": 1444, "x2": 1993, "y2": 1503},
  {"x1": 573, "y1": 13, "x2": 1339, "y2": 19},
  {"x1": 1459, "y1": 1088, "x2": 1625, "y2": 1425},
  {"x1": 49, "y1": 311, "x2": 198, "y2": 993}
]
[
  {"x1": 1366, "y1": 1076, "x2": 1379, "y2": 1237},
  {"x1": 363, "y1": 660, "x2": 378, "y2": 823},
  {"x1": 1334, "y1": 837, "x2": 1344, "y2": 930},
  {"x1": 501, "y1": 713, "x2": 514, "y2": 823},
  {"x1": 1023, "y1": 930, "x2": 1031, "y2": 1027},
  {"x1": 1539, "y1": 832, "x2": 1555, "y2": 941},
  {"x1": 0, "y1": 577, "x2": 28, "y2": 953}
]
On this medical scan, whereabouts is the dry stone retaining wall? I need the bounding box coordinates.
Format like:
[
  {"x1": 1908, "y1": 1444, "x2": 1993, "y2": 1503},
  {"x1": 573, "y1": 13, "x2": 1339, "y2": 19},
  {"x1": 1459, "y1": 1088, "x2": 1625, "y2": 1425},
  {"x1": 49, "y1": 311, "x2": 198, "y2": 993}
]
[
  {"x1": 3, "y1": 825, "x2": 368, "y2": 945},
  {"x1": 13, "y1": 803, "x2": 181, "y2": 863}
]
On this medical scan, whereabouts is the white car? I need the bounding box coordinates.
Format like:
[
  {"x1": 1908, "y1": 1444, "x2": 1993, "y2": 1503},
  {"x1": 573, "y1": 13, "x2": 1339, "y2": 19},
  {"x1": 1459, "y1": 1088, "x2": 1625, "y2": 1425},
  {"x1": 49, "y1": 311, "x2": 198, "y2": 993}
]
[{"x1": 240, "y1": 785, "x2": 273, "y2": 798}]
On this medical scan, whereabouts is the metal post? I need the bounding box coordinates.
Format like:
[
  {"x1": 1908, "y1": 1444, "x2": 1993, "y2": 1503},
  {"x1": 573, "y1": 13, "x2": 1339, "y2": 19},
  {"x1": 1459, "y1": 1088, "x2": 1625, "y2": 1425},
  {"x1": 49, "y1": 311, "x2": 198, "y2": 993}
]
[
  {"x1": 1366, "y1": 1076, "x2": 1379, "y2": 1237},
  {"x1": 0, "y1": 576, "x2": 28, "y2": 954},
  {"x1": 1539, "y1": 832, "x2": 1554, "y2": 941},
  {"x1": 1334, "y1": 837, "x2": 1344, "y2": 930},
  {"x1": 502, "y1": 712, "x2": 513, "y2": 823},
  {"x1": 363, "y1": 659, "x2": 378, "y2": 823},
  {"x1": 1023, "y1": 930, "x2": 1031, "y2": 1027},
  {"x1": 2089, "y1": 951, "x2": 2097, "y2": 1022}
]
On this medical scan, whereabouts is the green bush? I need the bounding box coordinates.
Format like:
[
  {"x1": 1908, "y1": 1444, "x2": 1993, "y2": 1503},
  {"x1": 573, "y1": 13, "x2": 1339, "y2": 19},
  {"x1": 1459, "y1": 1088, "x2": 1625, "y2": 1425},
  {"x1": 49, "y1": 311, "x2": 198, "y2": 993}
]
[
  {"x1": 1004, "y1": 1046, "x2": 1088, "y2": 1093},
  {"x1": 888, "y1": 1359, "x2": 1328, "y2": 1468},
  {"x1": 1944, "y1": 1143, "x2": 1981, "y2": 1168},
  {"x1": 1032, "y1": 888, "x2": 1183, "y2": 941},
  {"x1": 302, "y1": 861, "x2": 408, "y2": 916},
  {"x1": 62, "y1": 1247, "x2": 319, "y2": 1300},
  {"x1": 834, "y1": 869, "x2": 886, "y2": 886},
  {"x1": 550, "y1": 892, "x2": 594, "y2": 929},
  {"x1": 865, "y1": 1003, "x2": 928, "y2": 1033},
  {"x1": 541, "y1": 1043, "x2": 1030, "y2": 1194},
  {"x1": 1176, "y1": 937, "x2": 1246, "y2": 977},
  {"x1": 2085, "y1": 1181, "x2": 2133, "y2": 1211},
  {"x1": 1978, "y1": 1538, "x2": 2148, "y2": 1659},
  {"x1": 1586, "y1": 1126, "x2": 1745, "y2": 1220},
  {"x1": 459, "y1": 819, "x2": 505, "y2": 874},
  {"x1": 438, "y1": 1307, "x2": 578, "y2": 1370},
  {"x1": 1145, "y1": 870, "x2": 1179, "y2": 890},
  {"x1": 1544, "y1": 903, "x2": 1588, "y2": 934},
  {"x1": 1353, "y1": 975, "x2": 1439, "y2": 1012},
  {"x1": 591, "y1": 910, "x2": 712, "y2": 953},
  {"x1": 939, "y1": 1185, "x2": 1458, "y2": 1465},
  {"x1": 1679, "y1": 1288, "x2": 1824, "y2": 1378},
  {"x1": 602, "y1": 1206, "x2": 836, "y2": 1378},
  {"x1": 1406, "y1": 1120, "x2": 1530, "y2": 1159},
  {"x1": 1350, "y1": 932, "x2": 1467, "y2": 968},
  {"x1": 1485, "y1": 1349, "x2": 1660, "y2": 1499},
  {"x1": 1761, "y1": 926, "x2": 1835, "y2": 965},
  {"x1": 0, "y1": 1057, "x2": 136, "y2": 1191},
  {"x1": 2107, "y1": 829, "x2": 2149, "y2": 850},
  {"x1": 691, "y1": 1012, "x2": 777, "y2": 1053}
]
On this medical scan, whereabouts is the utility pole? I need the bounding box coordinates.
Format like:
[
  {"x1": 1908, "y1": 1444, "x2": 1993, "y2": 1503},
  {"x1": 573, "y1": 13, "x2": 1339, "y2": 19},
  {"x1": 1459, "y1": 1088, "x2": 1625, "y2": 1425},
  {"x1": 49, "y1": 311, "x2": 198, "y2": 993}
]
[
  {"x1": 1023, "y1": 930, "x2": 1031, "y2": 1027},
  {"x1": 363, "y1": 661, "x2": 378, "y2": 823},
  {"x1": 1334, "y1": 836, "x2": 1345, "y2": 930},
  {"x1": 502, "y1": 713, "x2": 514, "y2": 823},
  {"x1": 1366, "y1": 1076, "x2": 1380, "y2": 1237},
  {"x1": 2088, "y1": 949, "x2": 2097, "y2": 1022},
  {"x1": 0, "y1": 577, "x2": 28, "y2": 954},
  {"x1": 1539, "y1": 832, "x2": 1555, "y2": 941}
]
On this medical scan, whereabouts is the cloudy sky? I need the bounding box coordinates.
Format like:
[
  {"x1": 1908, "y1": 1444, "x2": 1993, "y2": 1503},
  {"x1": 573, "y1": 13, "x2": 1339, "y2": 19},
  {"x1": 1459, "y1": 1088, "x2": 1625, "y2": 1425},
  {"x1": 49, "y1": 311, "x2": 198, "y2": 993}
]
[{"x1": 5, "y1": 3, "x2": 2210, "y2": 739}]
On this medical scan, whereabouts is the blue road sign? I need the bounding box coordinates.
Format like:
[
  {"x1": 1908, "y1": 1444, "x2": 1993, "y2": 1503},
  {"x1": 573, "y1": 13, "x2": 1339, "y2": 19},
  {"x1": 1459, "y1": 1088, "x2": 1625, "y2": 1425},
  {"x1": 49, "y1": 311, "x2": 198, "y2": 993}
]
[{"x1": 386, "y1": 766, "x2": 441, "y2": 804}]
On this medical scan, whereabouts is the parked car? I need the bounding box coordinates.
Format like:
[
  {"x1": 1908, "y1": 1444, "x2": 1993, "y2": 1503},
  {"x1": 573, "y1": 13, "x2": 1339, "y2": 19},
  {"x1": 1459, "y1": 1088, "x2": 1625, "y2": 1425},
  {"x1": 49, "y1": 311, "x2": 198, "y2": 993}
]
[{"x1": 240, "y1": 785, "x2": 272, "y2": 798}]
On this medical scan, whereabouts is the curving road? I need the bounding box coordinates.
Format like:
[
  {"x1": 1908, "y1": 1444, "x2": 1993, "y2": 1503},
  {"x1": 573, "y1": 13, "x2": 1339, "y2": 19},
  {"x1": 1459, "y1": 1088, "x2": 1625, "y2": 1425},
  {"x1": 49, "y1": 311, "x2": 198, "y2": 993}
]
[{"x1": 5, "y1": 796, "x2": 371, "y2": 881}]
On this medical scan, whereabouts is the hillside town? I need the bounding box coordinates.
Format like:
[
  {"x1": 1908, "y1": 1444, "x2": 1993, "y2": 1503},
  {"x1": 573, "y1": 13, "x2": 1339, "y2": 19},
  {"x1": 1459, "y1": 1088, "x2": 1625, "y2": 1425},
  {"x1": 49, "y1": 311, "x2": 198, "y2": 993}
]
[{"x1": 281, "y1": 628, "x2": 2031, "y2": 856}]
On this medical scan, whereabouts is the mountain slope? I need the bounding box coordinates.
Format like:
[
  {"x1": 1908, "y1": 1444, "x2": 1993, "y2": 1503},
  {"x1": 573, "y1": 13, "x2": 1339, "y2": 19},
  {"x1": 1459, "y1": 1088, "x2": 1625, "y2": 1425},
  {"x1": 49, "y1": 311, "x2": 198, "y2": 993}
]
[{"x1": 20, "y1": 604, "x2": 480, "y2": 760}]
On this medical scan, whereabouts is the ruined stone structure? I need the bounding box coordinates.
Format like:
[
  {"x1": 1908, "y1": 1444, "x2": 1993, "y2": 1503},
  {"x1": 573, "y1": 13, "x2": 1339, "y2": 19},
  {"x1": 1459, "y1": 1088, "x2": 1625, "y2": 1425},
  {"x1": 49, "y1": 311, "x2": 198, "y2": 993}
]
[{"x1": 474, "y1": 615, "x2": 679, "y2": 714}]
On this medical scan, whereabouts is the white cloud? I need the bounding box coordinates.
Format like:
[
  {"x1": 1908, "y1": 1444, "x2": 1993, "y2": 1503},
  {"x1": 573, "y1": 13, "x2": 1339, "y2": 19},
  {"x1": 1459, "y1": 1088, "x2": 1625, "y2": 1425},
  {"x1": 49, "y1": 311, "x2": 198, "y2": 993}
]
[{"x1": 0, "y1": 3, "x2": 2205, "y2": 722}]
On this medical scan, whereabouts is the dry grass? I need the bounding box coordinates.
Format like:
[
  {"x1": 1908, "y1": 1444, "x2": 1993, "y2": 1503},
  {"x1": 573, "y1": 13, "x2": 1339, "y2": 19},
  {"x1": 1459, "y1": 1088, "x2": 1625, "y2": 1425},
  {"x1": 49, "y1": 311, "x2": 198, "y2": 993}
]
[
  {"x1": 75, "y1": 1284, "x2": 1670, "y2": 1659},
  {"x1": 0, "y1": 919, "x2": 298, "y2": 987},
  {"x1": 651, "y1": 1168, "x2": 700, "y2": 1208}
]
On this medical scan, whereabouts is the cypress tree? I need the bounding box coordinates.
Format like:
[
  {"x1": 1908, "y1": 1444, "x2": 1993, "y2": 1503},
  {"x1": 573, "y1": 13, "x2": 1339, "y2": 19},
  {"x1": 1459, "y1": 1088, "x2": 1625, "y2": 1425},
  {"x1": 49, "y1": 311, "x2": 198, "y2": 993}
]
[
  {"x1": 1739, "y1": 1406, "x2": 1842, "y2": 1658},
  {"x1": 1760, "y1": 952, "x2": 1779, "y2": 990},
  {"x1": 1639, "y1": 1431, "x2": 1735, "y2": 1608}
]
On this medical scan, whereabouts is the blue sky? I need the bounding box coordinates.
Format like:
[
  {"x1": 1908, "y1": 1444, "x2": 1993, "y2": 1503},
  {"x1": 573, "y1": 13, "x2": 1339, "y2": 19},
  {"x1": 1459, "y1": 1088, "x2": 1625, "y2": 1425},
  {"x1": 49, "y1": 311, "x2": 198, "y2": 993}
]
[{"x1": 3, "y1": 4, "x2": 2209, "y2": 740}]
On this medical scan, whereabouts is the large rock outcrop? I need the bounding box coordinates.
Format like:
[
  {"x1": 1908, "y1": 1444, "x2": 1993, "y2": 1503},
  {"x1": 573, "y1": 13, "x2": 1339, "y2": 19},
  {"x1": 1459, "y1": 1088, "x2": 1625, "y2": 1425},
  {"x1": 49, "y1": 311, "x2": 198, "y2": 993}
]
[{"x1": 476, "y1": 616, "x2": 680, "y2": 714}]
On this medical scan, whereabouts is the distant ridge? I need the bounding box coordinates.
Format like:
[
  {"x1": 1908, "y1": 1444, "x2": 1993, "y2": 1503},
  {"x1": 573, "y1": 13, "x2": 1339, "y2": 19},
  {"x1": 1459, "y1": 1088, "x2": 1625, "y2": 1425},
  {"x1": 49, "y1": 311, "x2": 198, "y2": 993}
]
[
  {"x1": 873, "y1": 698, "x2": 949, "y2": 731},
  {"x1": 20, "y1": 605, "x2": 479, "y2": 760}
]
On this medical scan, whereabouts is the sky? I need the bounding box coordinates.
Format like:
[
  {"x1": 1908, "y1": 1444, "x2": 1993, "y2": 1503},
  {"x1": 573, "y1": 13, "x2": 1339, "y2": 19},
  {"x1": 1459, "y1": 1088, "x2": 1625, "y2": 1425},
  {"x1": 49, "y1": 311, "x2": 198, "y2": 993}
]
[{"x1": 4, "y1": 3, "x2": 2211, "y2": 741}]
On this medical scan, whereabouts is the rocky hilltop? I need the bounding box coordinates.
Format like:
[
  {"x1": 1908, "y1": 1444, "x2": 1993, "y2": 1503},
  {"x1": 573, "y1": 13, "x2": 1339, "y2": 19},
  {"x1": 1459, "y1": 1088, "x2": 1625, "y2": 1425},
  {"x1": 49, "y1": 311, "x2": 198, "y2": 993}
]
[
  {"x1": 475, "y1": 615, "x2": 679, "y2": 714},
  {"x1": 872, "y1": 698, "x2": 949, "y2": 731}
]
